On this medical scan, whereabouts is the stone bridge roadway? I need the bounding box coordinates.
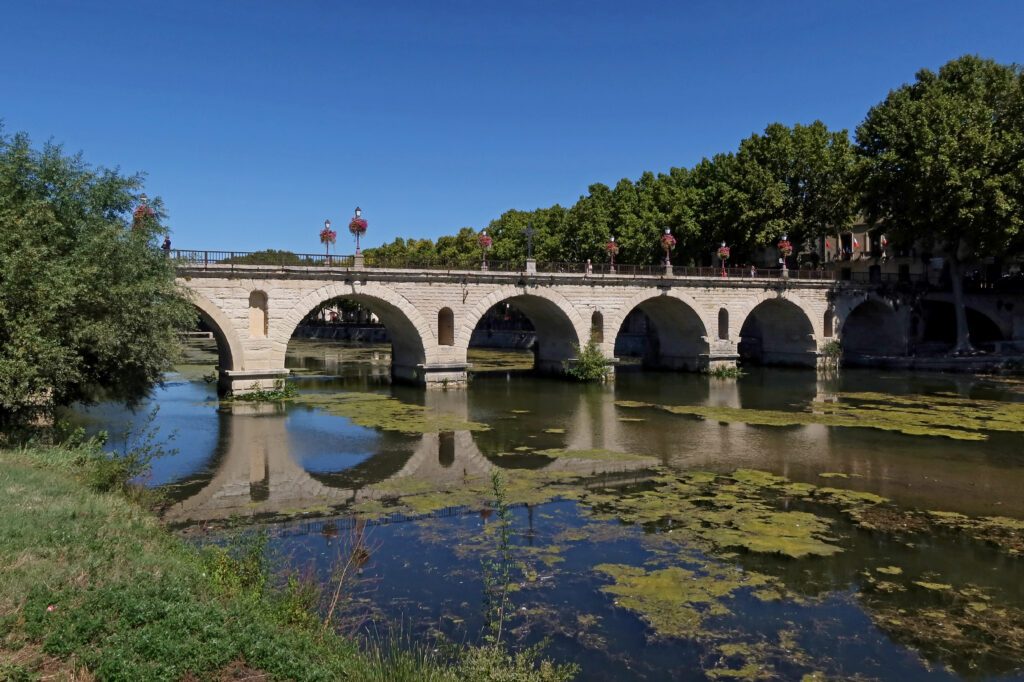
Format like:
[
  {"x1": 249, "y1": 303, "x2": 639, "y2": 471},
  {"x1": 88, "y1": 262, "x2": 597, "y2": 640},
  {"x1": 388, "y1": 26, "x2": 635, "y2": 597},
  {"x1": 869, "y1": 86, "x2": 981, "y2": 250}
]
[{"x1": 175, "y1": 255, "x2": 870, "y2": 392}]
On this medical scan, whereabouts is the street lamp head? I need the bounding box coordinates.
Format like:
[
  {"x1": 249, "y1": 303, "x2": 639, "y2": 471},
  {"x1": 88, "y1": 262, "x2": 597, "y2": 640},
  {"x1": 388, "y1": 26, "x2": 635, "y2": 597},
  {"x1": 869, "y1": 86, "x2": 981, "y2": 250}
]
[
  {"x1": 324, "y1": 218, "x2": 331, "y2": 229},
  {"x1": 354, "y1": 206, "x2": 362, "y2": 218},
  {"x1": 664, "y1": 227, "x2": 671, "y2": 235},
  {"x1": 781, "y1": 233, "x2": 788, "y2": 241},
  {"x1": 721, "y1": 241, "x2": 726, "y2": 247},
  {"x1": 139, "y1": 193, "x2": 148, "y2": 205}
]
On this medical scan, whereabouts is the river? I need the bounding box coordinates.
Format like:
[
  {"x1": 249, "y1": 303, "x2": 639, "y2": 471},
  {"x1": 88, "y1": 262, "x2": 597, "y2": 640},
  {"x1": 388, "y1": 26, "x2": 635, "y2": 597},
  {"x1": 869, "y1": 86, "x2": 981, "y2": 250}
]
[{"x1": 69, "y1": 338, "x2": 1024, "y2": 681}]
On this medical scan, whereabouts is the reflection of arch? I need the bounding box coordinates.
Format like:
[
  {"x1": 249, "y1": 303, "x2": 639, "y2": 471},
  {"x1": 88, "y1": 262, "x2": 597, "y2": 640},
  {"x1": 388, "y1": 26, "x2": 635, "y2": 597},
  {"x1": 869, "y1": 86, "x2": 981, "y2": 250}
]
[
  {"x1": 249, "y1": 290, "x2": 268, "y2": 338},
  {"x1": 275, "y1": 283, "x2": 433, "y2": 382},
  {"x1": 591, "y1": 311, "x2": 604, "y2": 343},
  {"x1": 840, "y1": 299, "x2": 903, "y2": 356},
  {"x1": 609, "y1": 290, "x2": 711, "y2": 371},
  {"x1": 459, "y1": 286, "x2": 586, "y2": 371},
  {"x1": 188, "y1": 290, "x2": 244, "y2": 371},
  {"x1": 438, "y1": 307, "x2": 455, "y2": 346},
  {"x1": 738, "y1": 297, "x2": 816, "y2": 367}
]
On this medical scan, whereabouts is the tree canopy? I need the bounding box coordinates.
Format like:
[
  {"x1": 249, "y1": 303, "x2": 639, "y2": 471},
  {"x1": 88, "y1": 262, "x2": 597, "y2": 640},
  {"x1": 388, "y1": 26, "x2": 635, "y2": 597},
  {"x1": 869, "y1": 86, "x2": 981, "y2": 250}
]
[
  {"x1": 364, "y1": 120, "x2": 858, "y2": 268},
  {"x1": 856, "y1": 54, "x2": 1024, "y2": 350},
  {"x1": 0, "y1": 130, "x2": 195, "y2": 431}
]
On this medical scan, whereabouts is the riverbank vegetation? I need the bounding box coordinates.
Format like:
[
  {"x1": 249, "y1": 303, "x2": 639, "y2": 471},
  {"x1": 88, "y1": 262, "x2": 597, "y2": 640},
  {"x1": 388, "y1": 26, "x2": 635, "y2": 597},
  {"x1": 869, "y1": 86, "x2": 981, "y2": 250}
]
[
  {"x1": 0, "y1": 129, "x2": 194, "y2": 434},
  {"x1": 0, "y1": 443, "x2": 577, "y2": 681}
]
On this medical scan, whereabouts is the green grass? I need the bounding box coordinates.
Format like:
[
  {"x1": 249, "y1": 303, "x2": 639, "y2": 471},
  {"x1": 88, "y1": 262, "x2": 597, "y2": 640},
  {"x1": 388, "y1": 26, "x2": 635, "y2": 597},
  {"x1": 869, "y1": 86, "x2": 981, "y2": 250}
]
[{"x1": 0, "y1": 445, "x2": 576, "y2": 682}]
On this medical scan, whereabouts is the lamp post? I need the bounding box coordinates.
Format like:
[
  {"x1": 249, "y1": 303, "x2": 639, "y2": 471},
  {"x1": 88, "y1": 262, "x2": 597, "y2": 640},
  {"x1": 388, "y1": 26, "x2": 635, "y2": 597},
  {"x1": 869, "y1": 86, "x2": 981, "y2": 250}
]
[
  {"x1": 717, "y1": 241, "x2": 730, "y2": 277},
  {"x1": 320, "y1": 219, "x2": 337, "y2": 264},
  {"x1": 132, "y1": 193, "x2": 154, "y2": 231},
  {"x1": 777, "y1": 233, "x2": 793, "y2": 278},
  {"x1": 606, "y1": 235, "x2": 619, "y2": 274},
  {"x1": 478, "y1": 229, "x2": 492, "y2": 271},
  {"x1": 661, "y1": 228, "x2": 676, "y2": 276},
  {"x1": 349, "y1": 207, "x2": 368, "y2": 267},
  {"x1": 524, "y1": 223, "x2": 536, "y2": 274}
]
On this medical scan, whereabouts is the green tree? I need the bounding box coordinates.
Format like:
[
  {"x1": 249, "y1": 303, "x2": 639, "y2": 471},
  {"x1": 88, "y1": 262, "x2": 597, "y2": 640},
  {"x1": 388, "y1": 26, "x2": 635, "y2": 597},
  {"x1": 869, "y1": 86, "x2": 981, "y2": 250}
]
[
  {"x1": 0, "y1": 130, "x2": 195, "y2": 431},
  {"x1": 856, "y1": 55, "x2": 1024, "y2": 352},
  {"x1": 698, "y1": 122, "x2": 856, "y2": 261}
]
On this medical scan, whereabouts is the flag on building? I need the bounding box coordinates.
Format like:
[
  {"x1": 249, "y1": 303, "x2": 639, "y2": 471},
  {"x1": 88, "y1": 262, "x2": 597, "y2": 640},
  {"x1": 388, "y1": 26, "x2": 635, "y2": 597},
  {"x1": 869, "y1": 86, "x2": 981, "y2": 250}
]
[{"x1": 852, "y1": 236, "x2": 861, "y2": 249}]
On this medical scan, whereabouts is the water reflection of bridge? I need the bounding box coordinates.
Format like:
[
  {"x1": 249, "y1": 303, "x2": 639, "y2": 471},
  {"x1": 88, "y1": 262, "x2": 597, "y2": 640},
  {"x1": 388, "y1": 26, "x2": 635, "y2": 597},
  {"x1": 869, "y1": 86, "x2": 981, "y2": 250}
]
[
  {"x1": 162, "y1": 389, "x2": 653, "y2": 525},
  {"x1": 163, "y1": 373, "x2": 1024, "y2": 524}
]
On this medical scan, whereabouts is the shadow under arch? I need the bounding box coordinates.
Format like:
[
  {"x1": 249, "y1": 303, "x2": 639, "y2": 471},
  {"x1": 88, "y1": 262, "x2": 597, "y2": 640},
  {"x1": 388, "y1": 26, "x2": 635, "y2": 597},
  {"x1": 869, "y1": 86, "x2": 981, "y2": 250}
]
[
  {"x1": 188, "y1": 290, "x2": 244, "y2": 374},
  {"x1": 841, "y1": 298, "x2": 905, "y2": 356},
  {"x1": 460, "y1": 287, "x2": 586, "y2": 373},
  {"x1": 739, "y1": 298, "x2": 816, "y2": 367},
  {"x1": 611, "y1": 291, "x2": 711, "y2": 371},
  {"x1": 278, "y1": 283, "x2": 431, "y2": 384}
]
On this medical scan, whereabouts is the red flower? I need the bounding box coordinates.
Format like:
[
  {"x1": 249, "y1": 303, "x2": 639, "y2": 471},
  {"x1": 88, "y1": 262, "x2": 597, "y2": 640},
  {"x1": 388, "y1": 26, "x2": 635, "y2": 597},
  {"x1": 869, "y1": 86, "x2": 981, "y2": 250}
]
[
  {"x1": 661, "y1": 233, "x2": 676, "y2": 249},
  {"x1": 348, "y1": 217, "x2": 368, "y2": 236},
  {"x1": 777, "y1": 238, "x2": 793, "y2": 256},
  {"x1": 478, "y1": 233, "x2": 493, "y2": 250},
  {"x1": 606, "y1": 240, "x2": 619, "y2": 256},
  {"x1": 717, "y1": 245, "x2": 731, "y2": 260},
  {"x1": 319, "y1": 227, "x2": 337, "y2": 244}
]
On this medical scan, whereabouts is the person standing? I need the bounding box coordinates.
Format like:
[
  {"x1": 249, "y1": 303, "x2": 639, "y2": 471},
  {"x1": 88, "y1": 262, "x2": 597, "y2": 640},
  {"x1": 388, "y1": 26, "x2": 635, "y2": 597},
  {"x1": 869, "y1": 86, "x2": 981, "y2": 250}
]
[{"x1": 161, "y1": 236, "x2": 171, "y2": 256}]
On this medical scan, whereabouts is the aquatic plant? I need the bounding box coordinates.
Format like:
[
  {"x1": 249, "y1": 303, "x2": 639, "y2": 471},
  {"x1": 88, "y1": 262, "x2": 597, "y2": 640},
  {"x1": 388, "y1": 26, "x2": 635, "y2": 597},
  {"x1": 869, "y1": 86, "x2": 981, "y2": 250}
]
[
  {"x1": 481, "y1": 471, "x2": 515, "y2": 644},
  {"x1": 564, "y1": 341, "x2": 611, "y2": 382},
  {"x1": 705, "y1": 365, "x2": 745, "y2": 379},
  {"x1": 226, "y1": 380, "x2": 297, "y2": 402}
]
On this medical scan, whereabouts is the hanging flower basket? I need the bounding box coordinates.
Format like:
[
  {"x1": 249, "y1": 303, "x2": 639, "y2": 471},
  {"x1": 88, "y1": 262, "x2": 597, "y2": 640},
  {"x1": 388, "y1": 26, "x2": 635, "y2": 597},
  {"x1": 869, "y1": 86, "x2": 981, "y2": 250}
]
[
  {"x1": 478, "y1": 233, "x2": 493, "y2": 250},
  {"x1": 320, "y1": 226, "x2": 337, "y2": 245},
  {"x1": 348, "y1": 217, "x2": 368, "y2": 236},
  {"x1": 133, "y1": 204, "x2": 155, "y2": 221},
  {"x1": 132, "y1": 204, "x2": 155, "y2": 230},
  {"x1": 717, "y1": 245, "x2": 731, "y2": 261},
  {"x1": 661, "y1": 233, "x2": 677, "y2": 250},
  {"x1": 776, "y1": 238, "x2": 793, "y2": 257},
  {"x1": 606, "y1": 240, "x2": 619, "y2": 256}
]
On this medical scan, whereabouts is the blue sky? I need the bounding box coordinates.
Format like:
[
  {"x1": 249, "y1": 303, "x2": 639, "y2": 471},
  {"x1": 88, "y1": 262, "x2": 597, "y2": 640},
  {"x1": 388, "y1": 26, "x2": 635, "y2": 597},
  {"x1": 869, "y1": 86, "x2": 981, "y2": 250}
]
[{"x1": 3, "y1": 1, "x2": 1023, "y2": 253}]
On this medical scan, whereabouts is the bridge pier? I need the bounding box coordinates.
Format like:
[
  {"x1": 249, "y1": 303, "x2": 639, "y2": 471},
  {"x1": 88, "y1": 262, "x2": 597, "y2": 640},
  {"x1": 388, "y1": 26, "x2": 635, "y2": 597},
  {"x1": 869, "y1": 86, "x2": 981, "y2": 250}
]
[
  {"x1": 219, "y1": 368, "x2": 291, "y2": 396},
  {"x1": 414, "y1": 363, "x2": 470, "y2": 388}
]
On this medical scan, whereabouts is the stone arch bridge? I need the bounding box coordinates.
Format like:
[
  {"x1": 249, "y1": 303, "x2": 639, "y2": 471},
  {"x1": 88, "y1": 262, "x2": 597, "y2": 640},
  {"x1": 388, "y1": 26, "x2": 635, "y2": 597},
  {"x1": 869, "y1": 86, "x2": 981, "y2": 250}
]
[{"x1": 176, "y1": 255, "x2": 861, "y2": 393}]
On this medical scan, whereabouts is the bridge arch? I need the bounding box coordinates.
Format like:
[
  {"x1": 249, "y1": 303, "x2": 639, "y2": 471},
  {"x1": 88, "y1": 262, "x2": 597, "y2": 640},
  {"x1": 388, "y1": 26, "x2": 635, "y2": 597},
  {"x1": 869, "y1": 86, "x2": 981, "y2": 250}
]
[
  {"x1": 737, "y1": 292, "x2": 818, "y2": 367},
  {"x1": 458, "y1": 286, "x2": 588, "y2": 373},
  {"x1": 273, "y1": 282, "x2": 436, "y2": 383},
  {"x1": 839, "y1": 297, "x2": 905, "y2": 357},
  {"x1": 607, "y1": 289, "x2": 712, "y2": 371},
  {"x1": 188, "y1": 289, "x2": 244, "y2": 372}
]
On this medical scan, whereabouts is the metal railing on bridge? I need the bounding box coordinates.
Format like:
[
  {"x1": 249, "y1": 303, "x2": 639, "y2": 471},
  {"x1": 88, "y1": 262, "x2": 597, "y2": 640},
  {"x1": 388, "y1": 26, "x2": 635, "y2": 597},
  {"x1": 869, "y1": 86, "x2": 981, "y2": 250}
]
[{"x1": 171, "y1": 249, "x2": 836, "y2": 280}]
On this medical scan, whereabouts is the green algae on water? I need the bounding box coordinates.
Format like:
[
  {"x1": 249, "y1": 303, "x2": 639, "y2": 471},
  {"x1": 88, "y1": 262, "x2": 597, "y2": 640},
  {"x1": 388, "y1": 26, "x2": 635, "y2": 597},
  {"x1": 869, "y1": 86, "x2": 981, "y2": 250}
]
[
  {"x1": 615, "y1": 391, "x2": 1024, "y2": 441},
  {"x1": 579, "y1": 469, "x2": 844, "y2": 559},
  {"x1": 288, "y1": 392, "x2": 489, "y2": 433},
  {"x1": 594, "y1": 563, "x2": 772, "y2": 639}
]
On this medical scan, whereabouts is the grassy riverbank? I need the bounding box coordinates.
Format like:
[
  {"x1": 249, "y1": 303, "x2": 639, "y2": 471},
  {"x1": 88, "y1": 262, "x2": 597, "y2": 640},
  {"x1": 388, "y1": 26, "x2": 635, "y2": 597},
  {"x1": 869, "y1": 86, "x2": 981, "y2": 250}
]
[{"x1": 0, "y1": 445, "x2": 574, "y2": 682}]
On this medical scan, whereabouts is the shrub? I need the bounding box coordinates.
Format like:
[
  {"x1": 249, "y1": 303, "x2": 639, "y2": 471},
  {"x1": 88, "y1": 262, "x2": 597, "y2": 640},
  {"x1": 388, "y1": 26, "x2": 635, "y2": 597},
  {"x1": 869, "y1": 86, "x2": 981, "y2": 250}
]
[{"x1": 564, "y1": 341, "x2": 610, "y2": 382}]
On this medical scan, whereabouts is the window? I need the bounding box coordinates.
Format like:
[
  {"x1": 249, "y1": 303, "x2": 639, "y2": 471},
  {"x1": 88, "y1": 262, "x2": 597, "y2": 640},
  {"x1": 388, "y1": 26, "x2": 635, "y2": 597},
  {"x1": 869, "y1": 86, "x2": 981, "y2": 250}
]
[
  {"x1": 590, "y1": 311, "x2": 604, "y2": 343},
  {"x1": 248, "y1": 291, "x2": 268, "y2": 338},
  {"x1": 438, "y1": 307, "x2": 455, "y2": 346}
]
